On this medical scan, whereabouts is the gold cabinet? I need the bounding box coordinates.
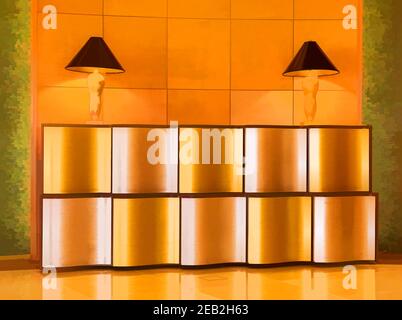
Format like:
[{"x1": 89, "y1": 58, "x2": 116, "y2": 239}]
[
  {"x1": 42, "y1": 198, "x2": 112, "y2": 268},
  {"x1": 113, "y1": 127, "x2": 178, "y2": 193},
  {"x1": 245, "y1": 128, "x2": 307, "y2": 192},
  {"x1": 181, "y1": 197, "x2": 246, "y2": 266},
  {"x1": 113, "y1": 198, "x2": 180, "y2": 267},
  {"x1": 309, "y1": 128, "x2": 370, "y2": 192},
  {"x1": 43, "y1": 126, "x2": 112, "y2": 194},
  {"x1": 313, "y1": 196, "x2": 376, "y2": 263},
  {"x1": 179, "y1": 128, "x2": 243, "y2": 193},
  {"x1": 248, "y1": 197, "x2": 312, "y2": 264}
]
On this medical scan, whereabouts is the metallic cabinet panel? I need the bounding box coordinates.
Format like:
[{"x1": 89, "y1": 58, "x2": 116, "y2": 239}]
[
  {"x1": 313, "y1": 196, "x2": 376, "y2": 263},
  {"x1": 113, "y1": 198, "x2": 180, "y2": 267},
  {"x1": 248, "y1": 197, "x2": 312, "y2": 264},
  {"x1": 113, "y1": 127, "x2": 178, "y2": 193},
  {"x1": 181, "y1": 197, "x2": 246, "y2": 266},
  {"x1": 43, "y1": 127, "x2": 112, "y2": 194},
  {"x1": 309, "y1": 128, "x2": 370, "y2": 192},
  {"x1": 179, "y1": 128, "x2": 243, "y2": 193},
  {"x1": 245, "y1": 128, "x2": 307, "y2": 192},
  {"x1": 42, "y1": 198, "x2": 112, "y2": 268}
]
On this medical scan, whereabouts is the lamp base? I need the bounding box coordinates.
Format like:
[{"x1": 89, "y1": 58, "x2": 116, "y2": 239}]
[
  {"x1": 88, "y1": 70, "x2": 105, "y2": 122},
  {"x1": 301, "y1": 75, "x2": 319, "y2": 125}
]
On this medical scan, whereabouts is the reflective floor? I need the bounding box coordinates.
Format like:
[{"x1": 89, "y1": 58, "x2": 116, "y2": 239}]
[{"x1": 1, "y1": 264, "x2": 402, "y2": 300}]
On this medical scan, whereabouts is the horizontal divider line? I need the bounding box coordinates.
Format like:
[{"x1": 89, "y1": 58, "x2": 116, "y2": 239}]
[
  {"x1": 42, "y1": 192, "x2": 378, "y2": 199},
  {"x1": 36, "y1": 12, "x2": 350, "y2": 22}
]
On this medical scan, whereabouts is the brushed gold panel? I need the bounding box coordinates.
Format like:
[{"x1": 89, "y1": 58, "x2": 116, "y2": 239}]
[
  {"x1": 245, "y1": 128, "x2": 307, "y2": 192},
  {"x1": 44, "y1": 127, "x2": 112, "y2": 194},
  {"x1": 314, "y1": 196, "x2": 376, "y2": 263},
  {"x1": 181, "y1": 197, "x2": 246, "y2": 266},
  {"x1": 113, "y1": 128, "x2": 178, "y2": 193},
  {"x1": 113, "y1": 198, "x2": 180, "y2": 267},
  {"x1": 248, "y1": 197, "x2": 312, "y2": 264},
  {"x1": 179, "y1": 128, "x2": 243, "y2": 193},
  {"x1": 309, "y1": 128, "x2": 370, "y2": 192},
  {"x1": 42, "y1": 198, "x2": 112, "y2": 268}
]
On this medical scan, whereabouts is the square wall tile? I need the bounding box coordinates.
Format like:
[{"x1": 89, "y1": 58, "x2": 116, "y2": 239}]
[
  {"x1": 231, "y1": 0, "x2": 293, "y2": 19},
  {"x1": 294, "y1": 20, "x2": 360, "y2": 92},
  {"x1": 103, "y1": 89, "x2": 167, "y2": 124},
  {"x1": 38, "y1": 0, "x2": 102, "y2": 14},
  {"x1": 294, "y1": 91, "x2": 360, "y2": 125},
  {"x1": 168, "y1": 0, "x2": 230, "y2": 18},
  {"x1": 105, "y1": 0, "x2": 167, "y2": 17},
  {"x1": 231, "y1": 20, "x2": 294, "y2": 90},
  {"x1": 38, "y1": 87, "x2": 91, "y2": 124},
  {"x1": 295, "y1": 0, "x2": 360, "y2": 19},
  {"x1": 38, "y1": 87, "x2": 167, "y2": 125},
  {"x1": 38, "y1": 14, "x2": 102, "y2": 87},
  {"x1": 105, "y1": 17, "x2": 167, "y2": 89},
  {"x1": 168, "y1": 90, "x2": 230, "y2": 125},
  {"x1": 168, "y1": 19, "x2": 230, "y2": 89},
  {"x1": 231, "y1": 91, "x2": 293, "y2": 125}
]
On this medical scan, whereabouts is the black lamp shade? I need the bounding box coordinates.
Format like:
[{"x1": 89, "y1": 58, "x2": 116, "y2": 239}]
[
  {"x1": 66, "y1": 37, "x2": 125, "y2": 74},
  {"x1": 283, "y1": 41, "x2": 339, "y2": 77}
]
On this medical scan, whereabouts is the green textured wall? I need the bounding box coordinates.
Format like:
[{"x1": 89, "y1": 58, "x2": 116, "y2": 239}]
[
  {"x1": 0, "y1": 0, "x2": 31, "y2": 255},
  {"x1": 364, "y1": 0, "x2": 402, "y2": 252}
]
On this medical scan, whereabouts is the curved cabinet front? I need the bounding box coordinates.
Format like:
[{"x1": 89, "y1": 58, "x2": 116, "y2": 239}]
[
  {"x1": 43, "y1": 126, "x2": 112, "y2": 194},
  {"x1": 309, "y1": 128, "x2": 370, "y2": 192},
  {"x1": 181, "y1": 197, "x2": 246, "y2": 266},
  {"x1": 245, "y1": 128, "x2": 307, "y2": 192},
  {"x1": 248, "y1": 197, "x2": 312, "y2": 264},
  {"x1": 313, "y1": 196, "x2": 376, "y2": 263},
  {"x1": 42, "y1": 198, "x2": 112, "y2": 268},
  {"x1": 179, "y1": 128, "x2": 243, "y2": 193},
  {"x1": 113, "y1": 127, "x2": 178, "y2": 193},
  {"x1": 113, "y1": 198, "x2": 180, "y2": 267}
]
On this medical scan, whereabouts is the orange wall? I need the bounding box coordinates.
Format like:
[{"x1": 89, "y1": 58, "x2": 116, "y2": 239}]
[
  {"x1": 32, "y1": 0, "x2": 362, "y2": 260},
  {"x1": 35, "y1": 0, "x2": 362, "y2": 126}
]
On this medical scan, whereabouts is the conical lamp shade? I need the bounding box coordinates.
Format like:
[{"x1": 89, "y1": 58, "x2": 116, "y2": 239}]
[
  {"x1": 283, "y1": 41, "x2": 339, "y2": 77},
  {"x1": 66, "y1": 37, "x2": 125, "y2": 74}
]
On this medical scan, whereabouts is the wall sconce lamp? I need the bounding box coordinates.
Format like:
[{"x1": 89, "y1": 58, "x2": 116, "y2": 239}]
[
  {"x1": 283, "y1": 41, "x2": 339, "y2": 125},
  {"x1": 66, "y1": 37, "x2": 125, "y2": 122}
]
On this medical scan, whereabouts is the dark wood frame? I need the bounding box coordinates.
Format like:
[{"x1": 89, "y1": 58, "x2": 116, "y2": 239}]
[{"x1": 40, "y1": 124, "x2": 376, "y2": 270}]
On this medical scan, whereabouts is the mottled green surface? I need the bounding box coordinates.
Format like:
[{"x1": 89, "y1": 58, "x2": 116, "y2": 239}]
[
  {"x1": 0, "y1": 0, "x2": 31, "y2": 255},
  {"x1": 363, "y1": 0, "x2": 402, "y2": 252}
]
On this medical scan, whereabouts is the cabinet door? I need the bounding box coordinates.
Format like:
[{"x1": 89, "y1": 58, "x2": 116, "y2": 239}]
[
  {"x1": 44, "y1": 127, "x2": 112, "y2": 194},
  {"x1": 181, "y1": 197, "x2": 246, "y2": 266},
  {"x1": 245, "y1": 128, "x2": 307, "y2": 192},
  {"x1": 113, "y1": 198, "x2": 180, "y2": 267},
  {"x1": 313, "y1": 196, "x2": 376, "y2": 263},
  {"x1": 42, "y1": 198, "x2": 111, "y2": 268},
  {"x1": 248, "y1": 197, "x2": 312, "y2": 264},
  {"x1": 309, "y1": 128, "x2": 370, "y2": 192},
  {"x1": 179, "y1": 128, "x2": 243, "y2": 193},
  {"x1": 113, "y1": 127, "x2": 178, "y2": 193}
]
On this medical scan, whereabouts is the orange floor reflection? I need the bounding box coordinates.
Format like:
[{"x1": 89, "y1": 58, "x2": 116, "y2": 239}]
[{"x1": 0, "y1": 265, "x2": 402, "y2": 300}]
